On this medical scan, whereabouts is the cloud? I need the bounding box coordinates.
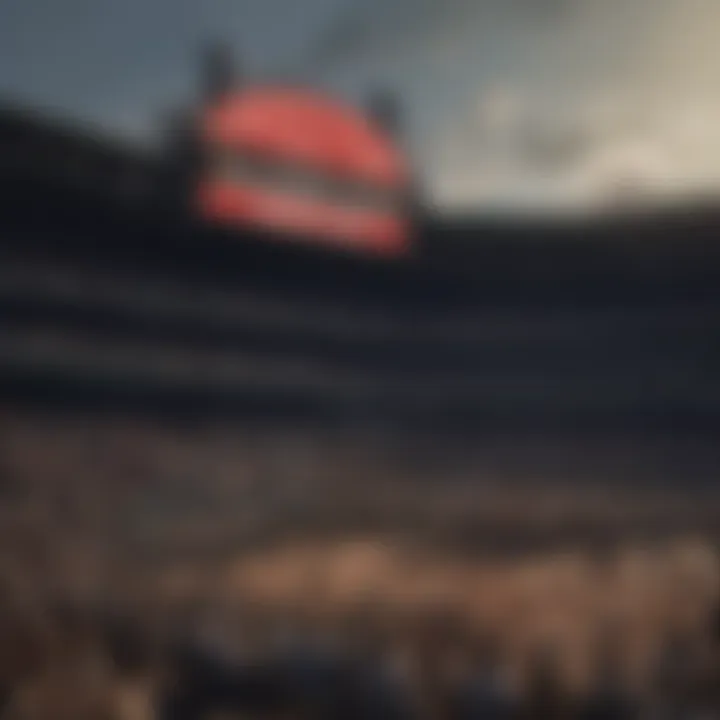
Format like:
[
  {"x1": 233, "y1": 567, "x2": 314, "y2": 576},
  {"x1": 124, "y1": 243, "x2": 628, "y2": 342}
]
[
  {"x1": 413, "y1": 0, "x2": 720, "y2": 212},
  {"x1": 430, "y1": 85, "x2": 720, "y2": 213}
]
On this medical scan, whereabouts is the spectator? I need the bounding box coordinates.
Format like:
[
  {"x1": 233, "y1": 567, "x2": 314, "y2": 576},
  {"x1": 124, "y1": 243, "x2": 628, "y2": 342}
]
[
  {"x1": 446, "y1": 634, "x2": 520, "y2": 720},
  {"x1": 521, "y1": 643, "x2": 570, "y2": 720},
  {"x1": 578, "y1": 639, "x2": 638, "y2": 720}
]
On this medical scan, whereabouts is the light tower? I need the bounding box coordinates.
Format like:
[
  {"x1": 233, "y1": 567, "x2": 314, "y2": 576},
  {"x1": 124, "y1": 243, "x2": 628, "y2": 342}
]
[
  {"x1": 366, "y1": 87, "x2": 402, "y2": 139},
  {"x1": 201, "y1": 41, "x2": 239, "y2": 104}
]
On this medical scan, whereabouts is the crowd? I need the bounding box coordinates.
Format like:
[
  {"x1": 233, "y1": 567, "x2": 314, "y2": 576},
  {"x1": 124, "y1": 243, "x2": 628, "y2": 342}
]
[
  {"x1": 0, "y1": 583, "x2": 719, "y2": 720},
  {"x1": 157, "y1": 600, "x2": 720, "y2": 720},
  {"x1": 2, "y1": 413, "x2": 720, "y2": 718}
]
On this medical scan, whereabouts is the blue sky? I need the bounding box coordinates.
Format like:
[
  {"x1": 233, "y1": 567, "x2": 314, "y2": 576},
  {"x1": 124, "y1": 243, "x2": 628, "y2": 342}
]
[
  {"x1": 2, "y1": 0, "x2": 720, "y2": 212},
  {"x1": 0, "y1": 0, "x2": 423, "y2": 135}
]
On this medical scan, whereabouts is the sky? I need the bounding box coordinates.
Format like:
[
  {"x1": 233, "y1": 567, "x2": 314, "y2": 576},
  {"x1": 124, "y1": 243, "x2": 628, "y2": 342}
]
[{"x1": 2, "y1": 0, "x2": 720, "y2": 214}]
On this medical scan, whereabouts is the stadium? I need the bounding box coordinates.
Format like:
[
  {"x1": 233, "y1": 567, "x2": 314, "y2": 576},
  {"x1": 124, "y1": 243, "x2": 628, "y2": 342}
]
[{"x1": 1, "y1": 36, "x2": 720, "y2": 720}]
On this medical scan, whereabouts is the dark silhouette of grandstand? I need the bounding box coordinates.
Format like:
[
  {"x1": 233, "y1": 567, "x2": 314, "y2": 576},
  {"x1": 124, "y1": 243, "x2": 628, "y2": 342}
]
[{"x1": 1, "y1": 97, "x2": 720, "y2": 431}]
